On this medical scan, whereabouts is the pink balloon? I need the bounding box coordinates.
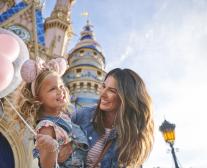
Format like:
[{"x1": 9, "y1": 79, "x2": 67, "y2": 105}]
[
  {"x1": 0, "y1": 56, "x2": 14, "y2": 91},
  {"x1": 0, "y1": 34, "x2": 20, "y2": 62}
]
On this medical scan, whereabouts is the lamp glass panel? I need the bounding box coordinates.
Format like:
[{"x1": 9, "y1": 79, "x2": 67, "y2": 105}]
[{"x1": 163, "y1": 130, "x2": 175, "y2": 142}]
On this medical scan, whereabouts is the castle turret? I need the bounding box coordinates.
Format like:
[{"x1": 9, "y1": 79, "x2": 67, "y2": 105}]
[
  {"x1": 63, "y1": 20, "x2": 106, "y2": 108},
  {"x1": 44, "y1": 0, "x2": 75, "y2": 58}
]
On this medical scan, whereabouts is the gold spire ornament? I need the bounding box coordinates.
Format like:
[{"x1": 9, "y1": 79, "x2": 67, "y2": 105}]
[
  {"x1": 81, "y1": 11, "x2": 89, "y2": 16},
  {"x1": 81, "y1": 11, "x2": 89, "y2": 21}
]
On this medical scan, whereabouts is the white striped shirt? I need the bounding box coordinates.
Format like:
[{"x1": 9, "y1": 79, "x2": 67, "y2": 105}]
[{"x1": 86, "y1": 128, "x2": 111, "y2": 168}]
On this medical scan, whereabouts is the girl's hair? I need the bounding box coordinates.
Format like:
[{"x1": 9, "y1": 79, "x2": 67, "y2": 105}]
[
  {"x1": 93, "y1": 68, "x2": 154, "y2": 167},
  {"x1": 17, "y1": 69, "x2": 70, "y2": 128}
]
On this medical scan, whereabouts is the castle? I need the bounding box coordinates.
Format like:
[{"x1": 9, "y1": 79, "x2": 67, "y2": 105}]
[{"x1": 0, "y1": 0, "x2": 106, "y2": 167}]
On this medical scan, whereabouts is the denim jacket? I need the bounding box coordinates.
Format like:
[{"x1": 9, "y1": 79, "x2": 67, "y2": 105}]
[
  {"x1": 35, "y1": 115, "x2": 89, "y2": 168},
  {"x1": 72, "y1": 106, "x2": 119, "y2": 168}
]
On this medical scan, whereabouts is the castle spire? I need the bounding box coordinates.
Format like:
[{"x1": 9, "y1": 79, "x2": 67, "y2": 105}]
[
  {"x1": 71, "y1": 19, "x2": 103, "y2": 55},
  {"x1": 44, "y1": 0, "x2": 74, "y2": 58},
  {"x1": 50, "y1": 0, "x2": 75, "y2": 21},
  {"x1": 63, "y1": 20, "x2": 106, "y2": 108}
]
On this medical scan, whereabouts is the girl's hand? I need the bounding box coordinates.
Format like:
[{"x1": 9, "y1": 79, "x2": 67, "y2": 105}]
[
  {"x1": 36, "y1": 133, "x2": 73, "y2": 163},
  {"x1": 35, "y1": 134, "x2": 59, "y2": 168},
  {"x1": 36, "y1": 134, "x2": 58, "y2": 153}
]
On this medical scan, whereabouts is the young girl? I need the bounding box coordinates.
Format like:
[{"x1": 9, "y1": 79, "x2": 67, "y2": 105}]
[{"x1": 20, "y1": 57, "x2": 88, "y2": 168}]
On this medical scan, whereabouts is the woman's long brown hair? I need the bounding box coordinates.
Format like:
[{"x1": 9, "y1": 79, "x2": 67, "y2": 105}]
[{"x1": 93, "y1": 68, "x2": 154, "y2": 167}]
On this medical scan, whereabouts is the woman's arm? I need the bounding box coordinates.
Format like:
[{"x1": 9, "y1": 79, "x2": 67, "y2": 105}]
[{"x1": 71, "y1": 106, "x2": 96, "y2": 125}]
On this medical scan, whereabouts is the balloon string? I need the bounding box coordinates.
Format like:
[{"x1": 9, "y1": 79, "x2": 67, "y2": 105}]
[
  {"x1": 0, "y1": 100, "x2": 6, "y2": 123},
  {"x1": 4, "y1": 97, "x2": 37, "y2": 136}
]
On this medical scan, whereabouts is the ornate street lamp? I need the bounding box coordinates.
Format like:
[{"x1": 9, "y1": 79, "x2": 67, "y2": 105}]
[{"x1": 159, "y1": 120, "x2": 180, "y2": 168}]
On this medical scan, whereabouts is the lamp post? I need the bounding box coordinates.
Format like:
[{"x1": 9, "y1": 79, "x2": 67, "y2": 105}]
[{"x1": 159, "y1": 120, "x2": 180, "y2": 168}]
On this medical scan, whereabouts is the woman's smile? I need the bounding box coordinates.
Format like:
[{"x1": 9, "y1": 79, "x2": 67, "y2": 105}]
[{"x1": 100, "y1": 99, "x2": 110, "y2": 105}]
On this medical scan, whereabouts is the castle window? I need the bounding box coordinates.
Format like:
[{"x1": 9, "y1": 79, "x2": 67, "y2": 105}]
[
  {"x1": 97, "y1": 71, "x2": 101, "y2": 76},
  {"x1": 76, "y1": 68, "x2": 82, "y2": 73},
  {"x1": 80, "y1": 82, "x2": 84, "y2": 88},
  {"x1": 94, "y1": 84, "x2": 98, "y2": 91},
  {"x1": 80, "y1": 50, "x2": 84, "y2": 56},
  {"x1": 76, "y1": 68, "x2": 82, "y2": 77},
  {"x1": 73, "y1": 83, "x2": 77, "y2": 90},
  {"x1": 87, "y1": 82, "x2": 91, "y2": 89},
  {"x1": 93, "y1": 52, "x2": 97, "y2": 55}
]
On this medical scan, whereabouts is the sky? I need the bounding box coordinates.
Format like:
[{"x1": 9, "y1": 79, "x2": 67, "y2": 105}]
[{"x1": 43, "y1": 0, "x2": 207, "y2": 167}]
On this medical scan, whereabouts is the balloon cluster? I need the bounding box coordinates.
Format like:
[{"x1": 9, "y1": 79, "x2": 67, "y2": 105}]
[
  {"x1": 0, "y1": 28, "x2": 29, "y2": 98},
  {"x1": 0, "y1": 34, "x2": 19, "y2": 91}
]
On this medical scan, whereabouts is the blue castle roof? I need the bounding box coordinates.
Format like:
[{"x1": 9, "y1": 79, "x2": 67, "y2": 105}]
[
  {"x1": 0, "y1": 1, "x2": 45, "y2": 46},
  {"x1": 0, "y1": 2, "x2": 27, "y2": 23},
  {"x1": 69, "y1": 20, "x2": 103, "y2": 54}
]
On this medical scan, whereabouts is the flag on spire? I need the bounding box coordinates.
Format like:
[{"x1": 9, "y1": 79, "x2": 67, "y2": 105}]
[{"x1": 81, "y1": 11, "x2": 89, "y2": 17}]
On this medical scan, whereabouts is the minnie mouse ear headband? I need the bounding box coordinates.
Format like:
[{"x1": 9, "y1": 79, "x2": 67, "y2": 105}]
[{"x1": 20, "y1": 57, "x2": 67, "y2": 97}]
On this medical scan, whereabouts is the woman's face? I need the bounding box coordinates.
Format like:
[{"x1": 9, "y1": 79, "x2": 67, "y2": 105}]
[{"x1": 100, "y1": 75, "x2": 121, "y2": 113}]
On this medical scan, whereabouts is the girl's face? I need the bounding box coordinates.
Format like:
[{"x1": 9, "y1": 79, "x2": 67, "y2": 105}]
[
  {"x1": 99, "y1": 75, "x2": 121, "y2": 113},
  {"x1": 37, "y1": 74, "x2": 67, "y2": 113}
]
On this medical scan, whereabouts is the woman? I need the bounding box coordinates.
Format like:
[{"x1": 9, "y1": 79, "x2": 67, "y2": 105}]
[{"x1": 37, "y1": 68, "x2": 154, "y2": 168}]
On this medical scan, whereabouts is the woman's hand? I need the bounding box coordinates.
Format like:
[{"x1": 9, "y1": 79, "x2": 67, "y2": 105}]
[{"x1": 58, "y1": 142, "x2": 73, "y2": 163}]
